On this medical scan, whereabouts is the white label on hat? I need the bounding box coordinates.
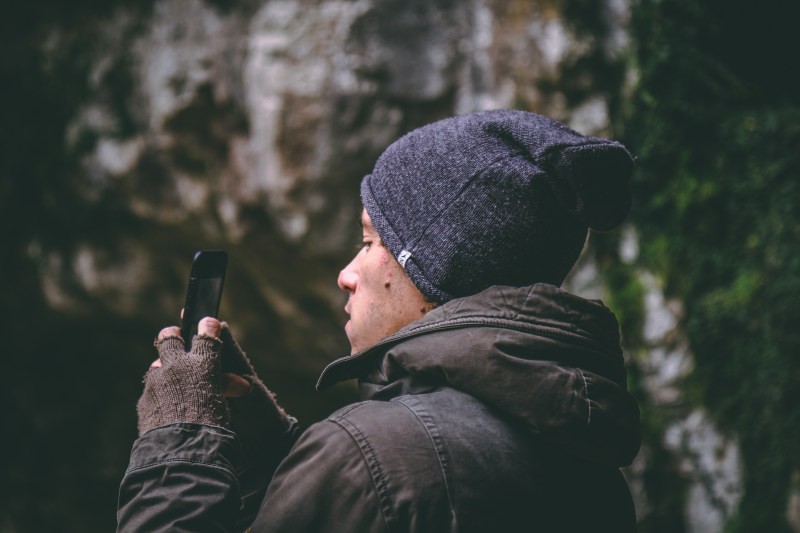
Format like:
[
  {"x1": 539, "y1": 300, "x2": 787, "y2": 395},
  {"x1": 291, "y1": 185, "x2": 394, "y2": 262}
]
[{"x1": 398, "y1": 250, "x2": 412, "y2": 269}]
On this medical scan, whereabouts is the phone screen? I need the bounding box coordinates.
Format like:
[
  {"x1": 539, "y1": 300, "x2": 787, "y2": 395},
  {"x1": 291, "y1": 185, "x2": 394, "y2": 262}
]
[{"x1": 181, "y1": 251, "x2": 227, "y2": 350}]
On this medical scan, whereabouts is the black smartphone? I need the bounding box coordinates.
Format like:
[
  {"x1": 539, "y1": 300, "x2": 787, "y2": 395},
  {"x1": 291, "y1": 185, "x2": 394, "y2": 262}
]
[{"x1": 181, "y1": 250, "x2": 228, "y2": 350}]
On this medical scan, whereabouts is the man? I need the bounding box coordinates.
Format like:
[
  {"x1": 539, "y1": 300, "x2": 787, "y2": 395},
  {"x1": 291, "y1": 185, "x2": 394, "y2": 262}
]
[{"x1": 118, "y1": 109, "x2": 641, "y2": 532}]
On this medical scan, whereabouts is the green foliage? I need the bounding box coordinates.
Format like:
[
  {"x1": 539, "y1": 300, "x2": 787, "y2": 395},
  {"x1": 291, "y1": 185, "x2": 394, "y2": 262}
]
[
  {"x1": 623, "y1": 0, "x2": 800, "y2": 529},
  {"x1": 605, "y1": 261, "x2": 647, "y2": 351},
  {"x1": 591, "y1": 232, "x2": 646, "y2": 351}
]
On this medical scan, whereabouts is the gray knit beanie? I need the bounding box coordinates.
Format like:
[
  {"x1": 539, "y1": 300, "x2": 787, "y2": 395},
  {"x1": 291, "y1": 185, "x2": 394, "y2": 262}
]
[{"x1": 361, "y1": 109, "x2": 634, "y2": 303}]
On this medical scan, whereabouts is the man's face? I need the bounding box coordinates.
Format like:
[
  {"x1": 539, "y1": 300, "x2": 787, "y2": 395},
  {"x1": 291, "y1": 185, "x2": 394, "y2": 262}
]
[{"x1": 338, "y1": 210, "x2": 433, "y2": 354}]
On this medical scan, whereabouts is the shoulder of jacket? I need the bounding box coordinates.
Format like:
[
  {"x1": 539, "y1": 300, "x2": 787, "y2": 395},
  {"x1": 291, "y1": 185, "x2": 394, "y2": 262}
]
[
  {"x1": 327, "y1": 399, "x2": 427, "y2": 441},
  {"x1": 325, "y1": 398, "x2": 456, "y2": 528},
  {"x1": 284, "y1": 400, "x2": 434, "y2": 465}
]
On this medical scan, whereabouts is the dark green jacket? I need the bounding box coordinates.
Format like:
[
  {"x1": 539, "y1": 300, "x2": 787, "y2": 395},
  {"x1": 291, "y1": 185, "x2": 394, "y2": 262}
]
[{"x1": 118, "y1": 284, "x2": 640, "y2": 532}]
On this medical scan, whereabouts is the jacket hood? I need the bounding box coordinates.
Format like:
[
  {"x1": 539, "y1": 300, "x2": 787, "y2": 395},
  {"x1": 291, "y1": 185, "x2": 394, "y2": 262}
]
[{"x1": 317, "y1": 284, "x2": 641, "y2": 467}]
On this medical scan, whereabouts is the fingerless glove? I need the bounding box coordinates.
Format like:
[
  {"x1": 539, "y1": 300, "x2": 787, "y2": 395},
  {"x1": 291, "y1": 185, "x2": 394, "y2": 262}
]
[
  {"x1": 219, "y1": 323, "x2": 296, "y2": 458},
  {"x1": 137, "y1": 334, "x2": 230, "y2": 436}
]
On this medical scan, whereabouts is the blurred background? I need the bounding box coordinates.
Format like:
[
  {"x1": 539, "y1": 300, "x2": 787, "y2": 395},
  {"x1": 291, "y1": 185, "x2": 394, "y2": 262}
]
[{"x1": 2, "y1": 0, "x2": 799, "y2": 531}]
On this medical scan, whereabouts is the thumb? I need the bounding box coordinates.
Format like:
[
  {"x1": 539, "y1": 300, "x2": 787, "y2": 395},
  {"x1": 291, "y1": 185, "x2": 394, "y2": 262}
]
[{"x1": 221, "y1": 373, "x2": 251, "y2": 398}]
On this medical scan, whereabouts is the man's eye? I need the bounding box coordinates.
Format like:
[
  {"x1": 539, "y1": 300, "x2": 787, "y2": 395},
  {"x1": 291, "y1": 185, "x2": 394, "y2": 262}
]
[{"x1": 356, "y1": 241, "x2": 372, "y2": 251}]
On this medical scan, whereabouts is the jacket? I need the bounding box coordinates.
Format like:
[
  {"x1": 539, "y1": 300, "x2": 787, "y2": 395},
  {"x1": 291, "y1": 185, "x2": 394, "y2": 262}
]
[{"x1": 118, "y1": 284, "x2": 641, "y2": 532}]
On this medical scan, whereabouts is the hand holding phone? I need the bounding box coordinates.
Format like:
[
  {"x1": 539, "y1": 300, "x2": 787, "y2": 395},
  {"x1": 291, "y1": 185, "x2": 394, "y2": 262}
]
[{"x1": 181, "y1": 250, "x2": 228, "y2": 351}]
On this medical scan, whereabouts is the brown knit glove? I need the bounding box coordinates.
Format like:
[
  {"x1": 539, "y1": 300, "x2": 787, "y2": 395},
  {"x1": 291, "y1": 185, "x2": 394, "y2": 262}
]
[
  {"x1": 136, "y1": 334, "x2": 230, "y2": 436},
  {"x1": 219, "y1": 323, "x2": 296, "y2": 459}
]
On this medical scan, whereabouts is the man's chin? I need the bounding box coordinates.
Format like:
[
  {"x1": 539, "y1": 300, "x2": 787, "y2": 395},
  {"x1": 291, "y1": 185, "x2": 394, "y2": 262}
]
[{"x1": 344, "y1": 321, "x2": 357, "y2": 354}]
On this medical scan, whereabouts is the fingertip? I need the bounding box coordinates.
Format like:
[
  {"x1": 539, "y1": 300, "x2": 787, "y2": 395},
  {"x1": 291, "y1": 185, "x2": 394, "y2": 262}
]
[
  {"x1": 198, "y1": 316, "x2": 221, "y2": 338},
  {"x1": 158, "y1": 326, "x2": 181, "y2": 340}
]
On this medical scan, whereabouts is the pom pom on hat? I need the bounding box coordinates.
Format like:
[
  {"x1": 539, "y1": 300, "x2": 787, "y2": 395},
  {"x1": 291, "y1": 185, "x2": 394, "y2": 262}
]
[{"x1": 361, "y1": 109, "x2": 634, "y2": 303}]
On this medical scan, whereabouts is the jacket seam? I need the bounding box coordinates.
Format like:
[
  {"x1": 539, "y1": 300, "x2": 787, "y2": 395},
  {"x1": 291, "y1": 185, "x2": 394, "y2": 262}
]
[
  {"x1": 333, "y1": 402, "x2": 366, "y2": 418},
  {"x1": 330, "y1": 413, "x2": 397, "y2": 531},
  {"x1": 318, "y1": 316, "x2": 619, "y2": 389},
  {"x1": 125, "y1": 458, "x2": 237, "y2": 476},
  {"x1": 499, "y1": 287, "x2": 514, "y2": 320},
  {"x1": 577, "y1": 368, "x2": 592, "y2": 425},
  {"x1": 392, "y1": 396, "x2": 456, "y2": 520},
  {"x1": 517, "y1": 286, "x2": 537, "y2": 322},
  {"x1": 124, "y1": 458, "x2": 242, "y2": 496},
  {"x1": 401, "y1": 316, "x2": 598, "y2": 345}
]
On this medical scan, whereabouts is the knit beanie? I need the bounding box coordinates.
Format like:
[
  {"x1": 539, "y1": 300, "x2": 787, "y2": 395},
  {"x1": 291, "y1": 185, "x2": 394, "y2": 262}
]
[{"x1": 361, "y1": 109, "x2": 634, "y2": 304}]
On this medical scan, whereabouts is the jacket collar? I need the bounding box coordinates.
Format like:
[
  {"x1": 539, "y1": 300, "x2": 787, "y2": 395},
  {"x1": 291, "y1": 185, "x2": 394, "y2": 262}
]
[
  {"x1": 317, "y1": 284, "x2": 640, "y2": 467},
  {"x1": 317, "y1": 283, "x2": 623, "y2": 391}
]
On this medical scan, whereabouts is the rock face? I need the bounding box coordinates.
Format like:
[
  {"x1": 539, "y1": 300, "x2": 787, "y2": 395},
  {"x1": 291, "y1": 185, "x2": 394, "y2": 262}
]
[
  {"x1": 40, "y1": 0, "x2": 633, "y2": 366},
  {"x1": 64, "y1": 0, "x2": 630, "y2": 253},
  {"x1": 4, "y1": 0, "x2": 750, "y2": 531}
]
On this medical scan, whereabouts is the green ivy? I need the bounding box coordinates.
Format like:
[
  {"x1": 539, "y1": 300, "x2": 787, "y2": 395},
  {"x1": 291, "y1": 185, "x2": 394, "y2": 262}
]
[{"x1": 620, "y1": 0, "x2": 800, "y2": 530}]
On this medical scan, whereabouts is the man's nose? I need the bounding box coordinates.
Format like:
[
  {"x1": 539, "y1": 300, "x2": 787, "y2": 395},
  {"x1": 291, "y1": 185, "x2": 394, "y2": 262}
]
[{"x1": 338, "y1": 258, "x2": 358, "y2": 293}]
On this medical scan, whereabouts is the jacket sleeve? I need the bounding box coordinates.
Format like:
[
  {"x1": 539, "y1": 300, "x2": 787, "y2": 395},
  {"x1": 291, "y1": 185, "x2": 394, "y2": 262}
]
[
  {"x1": 249, "y1": 417, "x2": 387, "y2": 532},
  {"x1": 117, "y1": 423, "x2": 241, "y2": 533},
  {"x1": 117, "y1": 422, "x2": 299, "y2": 533}
]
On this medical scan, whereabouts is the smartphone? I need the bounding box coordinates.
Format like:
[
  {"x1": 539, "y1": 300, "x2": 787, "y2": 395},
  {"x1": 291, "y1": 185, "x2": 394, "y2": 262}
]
[{"x1": 181, "y1": 250, "x2": 228, "y2": 350}]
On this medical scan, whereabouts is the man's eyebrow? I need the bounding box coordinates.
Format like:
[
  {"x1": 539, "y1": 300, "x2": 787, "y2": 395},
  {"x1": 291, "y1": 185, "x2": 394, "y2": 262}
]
[
  {"x1": 358, "y1": 210, "x2": 383, "y2": 246},
  {"x1": 360, "y1": 213, "x2": 376, "y2": 232}
]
